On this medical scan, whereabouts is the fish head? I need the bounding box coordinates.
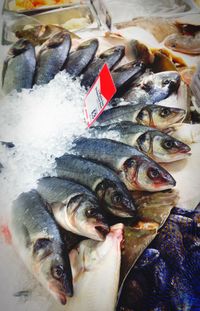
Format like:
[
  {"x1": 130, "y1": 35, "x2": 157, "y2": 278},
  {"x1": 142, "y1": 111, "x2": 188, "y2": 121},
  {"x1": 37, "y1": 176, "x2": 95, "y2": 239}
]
[
  {"x1": 137, "y1": 130, "x2": 191, "y2": 162},
  {"x1": 136, "y1": 104, "x2": 186, "y2": 129},
  {"x1": 95, "y1": 179, "x2": 136, "y2": 218},
  {"x1": 67, "y1": 193, "x2": 109, "y2": 241},
  {"x1": 140, "y1": 71, "x2": 181, "y2": 101},
  {"x1": 8, "y1": 39, "x2": 31, "y2": 59},
  {"x1": 32, "y1": 237, "x2": 73, "y2": 305},
  {"x1": 123, "y1": 156, "x2": 176, "y2": 191}
]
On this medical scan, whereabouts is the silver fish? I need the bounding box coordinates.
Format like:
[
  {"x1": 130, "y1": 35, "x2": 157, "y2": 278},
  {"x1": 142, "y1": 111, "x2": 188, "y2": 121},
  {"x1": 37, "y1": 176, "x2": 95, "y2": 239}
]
[
  {"x1": 11, "y1": 190, "x2": 73, "y2": 305},
  {"x1": 37, "y1": 177, "x2": 109, "y2": 241},
  {"x1": 92, "y1": 121, "x2": 191, "y2": 162},
  {"x1": 72, "y1": 137, "x2": 176, "y2": 192},
  {"x1": 2, "y1": 39, "x2": 36, "y2": 94},
  {"x1": 34, "y1": 31, "x2": 71, "y2": 85}
]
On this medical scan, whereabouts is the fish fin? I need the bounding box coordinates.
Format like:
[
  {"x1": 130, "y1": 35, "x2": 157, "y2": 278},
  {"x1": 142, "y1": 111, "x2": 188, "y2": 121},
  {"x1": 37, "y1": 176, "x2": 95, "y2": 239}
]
[
  {"x1": 2, "y1": 59, "x2": 9, "y2": 87},
  {"x1": 0, "y1": 224, "x2": 12, "y2": 244},
  {"x1": 32, "y1": 238, "x2": 53, "y2": 260},
  {"x1": 22, "y1": 224, "x2": 32, "y2": 248}
]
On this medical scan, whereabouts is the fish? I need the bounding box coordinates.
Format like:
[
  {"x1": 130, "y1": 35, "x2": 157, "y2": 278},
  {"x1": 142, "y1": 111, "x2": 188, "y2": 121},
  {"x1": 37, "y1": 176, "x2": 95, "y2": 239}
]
[
  {"x1": 15, "y1": 24, "x2": 79, "y2": 46},
  {"x1": 152, "y1": 257, "x2": 170, "y2": 295},
  {"x1": 72, "y1": 137, "x2": 176, "y2": 192},
  {"x1": 37, "y1": 177, "x2": 109, "y2": 241},
  {"x1": 64, "y1": 39, "x2": 99, "y2": 77},
  {"x1": 123, "y1": 71, "x2": 181, "y2": 104},
  {"x1": 153, "y1": 219, "x2": 185, "y2": 268},
  {"x1": 91, "y1": 121, "x2": 191, "y2": 162},
  {"x1": 134, "y1": 248, "x2": 160, "y2": 269},
  {"x1": 81, "y1": 45, "x2": 125, "y2": 88},
  {"x1": 55, "y1": 154, "x2": 136, "y2": 218},
  {"x1": 34, "y1": 31, "x2": 71, "y2": 85},
  {"x1": 96, "y1": 103, "x2": 186, "y2": 130},
  {"x1": 0, "y1": 141, "x2": 15, "y2": 148},
  {"x1": 164, "y1": 32, "x2": 200, "y2": 55},
  {"x1": 2, "y1": 39, "x2": 36, "y2": 94},
  {"x1": 112, "y1": 61, "x2": 146, "y2": 98},
  {"x1": 129, "y1": 39, "x2": 154, "y2": 65},
  {"x1": 10, "y1": 190, "x2": 73, "y2": 305},
  {"x1": 67, "y1": 223, "x2": 123, "y2": 311}
]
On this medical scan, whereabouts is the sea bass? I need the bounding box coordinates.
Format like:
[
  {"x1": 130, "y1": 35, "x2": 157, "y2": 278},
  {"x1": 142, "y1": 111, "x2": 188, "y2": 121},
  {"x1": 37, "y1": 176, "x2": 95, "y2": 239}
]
[
  {"x1": 10, "y1": 190, "x2": 73, "y2": 305},
  {"x1": 96, "y1": 103, "x2": 186, "y2": 130},
  {"x1": 123, "y1": 71, "x2": 181, "y2": 104},
  {"x1": 34, "y1": 31, "x2": 71, "y2": 85},
  {"x1": 64, "y1": 39, "x2": 99, "y2": 77},
  {"x1": 72, "y1": 137, "x2": 176, "y2": 192},
  {"x1": 55, "y1": 154, "x2": 136, "y2": 218},
  {"x1": 91, "y1": 121, "x2": 191, "y2": 162},
  {"x1": 37, "y1": 177, "x2": 109, "y2": 241},
  {"x1": 67, "y1": 223, "x2": 123, "y2": 311},
  {"x1": 2, "y1": 39, "x2": 36, "y2": 94},
  {"x1": 81, "y1": 45, "x2": 125, "y2": 88}
]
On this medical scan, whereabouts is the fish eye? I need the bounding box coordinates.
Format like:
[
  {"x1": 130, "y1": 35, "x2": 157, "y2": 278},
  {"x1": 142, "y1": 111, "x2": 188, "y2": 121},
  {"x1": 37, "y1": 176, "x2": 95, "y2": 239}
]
[
  {"x1": 85, "y1": 208, "x2": 97, "y2": 218},
  {"x1": 112, "y1": 193, "x2": 123, "y2": 204},
  {"x1": 160, "y1": 108, "x2": 171, "y2": 117},
  {"x1": 162, "y1": 139, "x2": 174, "y2": 149},
  {"x1": 142, "y1": 81, "x2": 153, "y2": 92},
  {"x1": 52, "y1": 265, "x2": 64, "y2": 280},
  {"x1": 162, "y1": 79, "x2": 170, "y2": 86},
  {"x1": 147, "y1": 167, "x2": 160, "y2": 179}
]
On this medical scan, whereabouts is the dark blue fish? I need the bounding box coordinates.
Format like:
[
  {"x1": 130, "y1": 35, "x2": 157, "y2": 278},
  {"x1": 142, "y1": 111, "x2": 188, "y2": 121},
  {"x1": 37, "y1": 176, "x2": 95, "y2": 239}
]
[{"x1": 135, "y1": 248, "x2": 160, "y2": 269}]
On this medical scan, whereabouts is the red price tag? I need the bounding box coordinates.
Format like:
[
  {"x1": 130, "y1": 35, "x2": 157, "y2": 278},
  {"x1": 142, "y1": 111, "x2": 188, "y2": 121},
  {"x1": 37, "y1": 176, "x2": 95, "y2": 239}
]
[{"x1": 84, "y1": 63, "x2": 116, "y2": 127}]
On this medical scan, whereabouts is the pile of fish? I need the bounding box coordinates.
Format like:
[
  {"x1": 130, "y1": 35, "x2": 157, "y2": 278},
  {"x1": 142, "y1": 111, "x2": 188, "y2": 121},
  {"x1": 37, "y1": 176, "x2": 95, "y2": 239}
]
[
  {"x1": 1, "y1": 24, "x2": 199, "y2": 310},
  {"x1": 118, "y1": 204, "x2": 200, "y2": 311}
]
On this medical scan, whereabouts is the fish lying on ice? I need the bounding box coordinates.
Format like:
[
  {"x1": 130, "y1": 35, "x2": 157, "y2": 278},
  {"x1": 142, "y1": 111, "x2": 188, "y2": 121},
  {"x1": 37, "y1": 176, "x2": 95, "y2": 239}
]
[
  {"x1": 91, "y1": 121, "x2": 191, "y2": 162},
  {"x1": 96, "y1": 103, "x2": 186, "y2": 130},
  {"x1": 64, "y1": 39, "x2": 99, "y2": 77},
  {"x1": 37, "y1": 177, "x2": 109, "y2": 241},
  {"x1": 123, "y1": 71, "x2": 181, "y2": 104},
  {"x1": 72, "y1": 137, "x2": 176, "y2": 192},
  {"x1": 55, "y1": 154, "x2": 136, "y2": 218},
  {"x1": 2, "y1": 39, "x2": 36, "y2": 94},
  {"x1": 10, "y1": 190, "x2": 73, "y2": 305},
  {"x1": 34, "y1": 31, "x2": 71, "y2": 85},
  {"x1": 66, "y1": 223, "x2": 123, "y2": 311},
  {"x1": 81, "y1": 45, "x2": 125, "y2": 88}
]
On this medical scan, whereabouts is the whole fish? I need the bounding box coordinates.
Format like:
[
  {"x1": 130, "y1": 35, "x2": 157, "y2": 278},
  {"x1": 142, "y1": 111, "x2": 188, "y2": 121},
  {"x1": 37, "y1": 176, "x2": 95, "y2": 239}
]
[
  {"x1": 72, "y1": 137, "x2": 176, "y2": 192},
  {"x1": 11, "y1": 190, "x2": 73, "y2": 305},
  {"x1": 34, "y1": 31, "x2": 71, "y2": 85},
  {"x1": 67, "y1": 224, "x2": 123, "y2": 311},
  {"x1": 81, "y1": 45, "x2": 125, "y2": 88},
  {"x1": 2, "y1": 39, "x2": 36, "y2": 94},
  {"x1": 123, "y1": 71, "x2": 181, "y2": 104},
  {"x1": 64, "y1": 39, "x2": 99, "y2": 77},
  {"x1": 92, "y1": 121, "x2": 191, "y2": 162},
  {"x1": 164, "y1": 32, "x2": 200, "y2": 55},
  {"x1": 37, "y1": 177, "x2": 109, "y2": 241},
  {"x1": 55, "y1": 154, "x2": 136, "y2": 218},
  {"x1": 96, "y1": 103, "x2": 186, "y2": 130},
  {"x1": 112, "y1": 61, "x2": 146, "y2": 98}
]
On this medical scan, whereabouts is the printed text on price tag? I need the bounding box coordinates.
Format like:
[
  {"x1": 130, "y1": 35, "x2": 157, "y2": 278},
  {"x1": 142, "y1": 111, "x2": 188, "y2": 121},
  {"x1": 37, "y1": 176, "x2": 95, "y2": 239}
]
[{"x1": 84, "y1": 64, "x2": 116, "y2": 127}]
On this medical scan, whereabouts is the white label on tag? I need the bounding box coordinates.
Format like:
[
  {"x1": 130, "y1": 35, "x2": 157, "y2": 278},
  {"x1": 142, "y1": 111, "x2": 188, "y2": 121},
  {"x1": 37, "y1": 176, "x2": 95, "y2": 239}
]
[{"x1": 84, "y1": 64, "x2": 116, "y2": 127}]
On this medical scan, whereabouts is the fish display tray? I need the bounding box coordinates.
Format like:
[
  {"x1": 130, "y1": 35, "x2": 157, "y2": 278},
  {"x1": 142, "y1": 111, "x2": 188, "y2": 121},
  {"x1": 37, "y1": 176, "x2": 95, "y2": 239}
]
[
  {"x1": 2, "y1": 0, "x2": 82, "y2": 14},
  {"x1": 2, "y1": 3, "x2": 101, "y2": 44}
]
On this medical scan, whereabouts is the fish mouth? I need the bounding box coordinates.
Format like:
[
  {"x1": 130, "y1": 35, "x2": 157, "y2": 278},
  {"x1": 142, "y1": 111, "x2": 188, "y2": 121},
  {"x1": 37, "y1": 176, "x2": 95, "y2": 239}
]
[
  {"x1": 95, "y1": 224, "x2": 110, "y2": 239},
  {"x1": 179, "y1": 145, "x2": 191, "y2": 154},
  {"x1": 57, "y1": 292, "x2": 67, "y2": 305}
]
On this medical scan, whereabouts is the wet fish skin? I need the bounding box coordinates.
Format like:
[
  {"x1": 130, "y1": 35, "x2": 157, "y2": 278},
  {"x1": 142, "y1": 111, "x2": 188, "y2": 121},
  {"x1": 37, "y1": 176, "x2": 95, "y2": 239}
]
[
  {"x1": 153, "y1": 219, "x2": 185, "y2": 269},
  {"x1": 64, "y1": 39, "x2": 99, "y2": 77},
  {"x1": 34, "y1": 31, "x2": 71, "y2": 85},
  {"x1": 92, "y1": 121, "x2": 191, "y2": 162},
  {"x1": 112, "y1": 61, "x2": 146, "y2": 98},
  {"x1": 153, "y1": 257, "x2": 170, "y2": 295},
  {"x1": 56, "y1": 154, "x2": 136, "y2": 218},
  {"x1": 11, "y1": 190, "x2": 73, "y2": 305},
  {"x1": 81, "y1": 45, "x2": 125, "y2": 88},
  {"x1": 96, "y1": 103, "x2": 186, "y2": 130},
  {"x1": 37, "y1": 177, "x2": 109, "y2": 241},
  {"x1": 123, "y1": 71, "x2": 181, "y2": 103},
  {"x1": 72, "y1": 137, "x2": 176, "y2": 192},
  {"x1": 134, "y1": 248, "x2": 160, "y2": 269},
  {"x1": 2, "y1": 39, "x2": 36, "y2": 94}
]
